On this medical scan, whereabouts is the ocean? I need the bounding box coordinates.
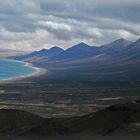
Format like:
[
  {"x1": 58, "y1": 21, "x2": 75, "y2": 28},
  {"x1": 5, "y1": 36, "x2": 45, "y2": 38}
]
[{"x1": 0, "y1": 59, "x2": 39, "y2": 80}]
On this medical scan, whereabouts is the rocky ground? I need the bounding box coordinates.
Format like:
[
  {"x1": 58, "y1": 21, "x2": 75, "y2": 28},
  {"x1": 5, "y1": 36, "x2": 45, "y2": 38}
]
[{"x1": 0, "y1": 99, "x2": 140, "y2": 139}]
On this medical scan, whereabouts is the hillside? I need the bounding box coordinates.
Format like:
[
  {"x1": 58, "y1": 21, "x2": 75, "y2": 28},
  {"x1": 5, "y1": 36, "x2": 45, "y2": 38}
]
[{"x1": 0, "y1": 100, "x2": 140, "y2": 139}]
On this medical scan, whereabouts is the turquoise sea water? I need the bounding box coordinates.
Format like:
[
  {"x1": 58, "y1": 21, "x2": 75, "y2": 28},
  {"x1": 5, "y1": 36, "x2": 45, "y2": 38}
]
[{"x1": 0, "y1": 59, "x2": 39, "y2": 80}]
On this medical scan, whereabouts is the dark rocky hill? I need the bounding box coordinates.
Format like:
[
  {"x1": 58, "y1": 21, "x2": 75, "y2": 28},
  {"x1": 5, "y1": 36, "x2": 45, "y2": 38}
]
[{"x1": 1, "y1": 100, "x2": 140, "y2": 139}]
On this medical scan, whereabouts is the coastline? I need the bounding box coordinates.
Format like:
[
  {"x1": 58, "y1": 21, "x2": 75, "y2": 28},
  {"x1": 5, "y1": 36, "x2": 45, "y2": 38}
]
[
  {"x1": 25, "y1": 62, "x2": 47, "y2": 78},
  {"x1": 0, "y1": 61, "x2": 47, "y2": 83}
]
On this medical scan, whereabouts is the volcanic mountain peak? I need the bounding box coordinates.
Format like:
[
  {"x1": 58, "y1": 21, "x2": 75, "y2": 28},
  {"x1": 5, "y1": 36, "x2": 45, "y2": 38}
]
[
  {"x1": 49, "y1": 46, "x2": 64, "y2": 51},
  {"x1": 102, "y1": 38, "x2": 132, "y2": 49}
]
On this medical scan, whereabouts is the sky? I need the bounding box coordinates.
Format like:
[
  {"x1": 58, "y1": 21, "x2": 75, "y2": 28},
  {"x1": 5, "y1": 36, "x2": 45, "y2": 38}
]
[{"x1": 0, "y1": 0, "x2": 139, "y2": 51}]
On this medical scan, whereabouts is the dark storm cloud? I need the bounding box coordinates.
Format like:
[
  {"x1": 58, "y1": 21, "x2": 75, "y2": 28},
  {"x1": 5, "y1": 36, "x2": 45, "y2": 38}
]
[
  {"x1": 39, "y1": 0, "x2": 140, "y2": 23},
  {"x1": 0, "y1": 0, "x2": 139, "y2": 50}
]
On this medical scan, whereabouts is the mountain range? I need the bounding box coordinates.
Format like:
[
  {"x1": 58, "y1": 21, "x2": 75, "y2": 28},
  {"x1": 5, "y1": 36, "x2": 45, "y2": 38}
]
[{"x1": 9, "y1": 38, "x2": 140, "y2": 82}]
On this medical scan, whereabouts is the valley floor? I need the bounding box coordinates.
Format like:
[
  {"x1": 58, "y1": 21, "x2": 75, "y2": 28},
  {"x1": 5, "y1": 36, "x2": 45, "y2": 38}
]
[{"x1": 0, "y1": 75, "x2": 140, "y2": 118}]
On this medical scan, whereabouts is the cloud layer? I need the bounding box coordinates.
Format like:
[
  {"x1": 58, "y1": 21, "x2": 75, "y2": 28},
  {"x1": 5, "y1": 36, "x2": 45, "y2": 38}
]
[{"x1": 0, "y1": 0, "x2": 139, "y2": 51}]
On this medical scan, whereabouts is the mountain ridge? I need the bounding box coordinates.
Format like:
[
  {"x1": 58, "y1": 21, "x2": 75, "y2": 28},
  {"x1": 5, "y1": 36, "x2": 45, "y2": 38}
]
[
  {"x1": 12, "y1": 38, "x2": 136, "y2": 62},
  {"x1": 8, "y1": 38, "x2": 140, "y2": 82}
]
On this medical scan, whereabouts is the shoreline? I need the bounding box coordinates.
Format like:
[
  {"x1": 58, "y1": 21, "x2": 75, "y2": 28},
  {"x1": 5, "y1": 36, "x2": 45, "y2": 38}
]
[
  {"x1": 25, "y1": 62, "x2": 47, "y2": 78},
  {"x1": 0, "y1": 61, "x2": 47, "y2": 83}
]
